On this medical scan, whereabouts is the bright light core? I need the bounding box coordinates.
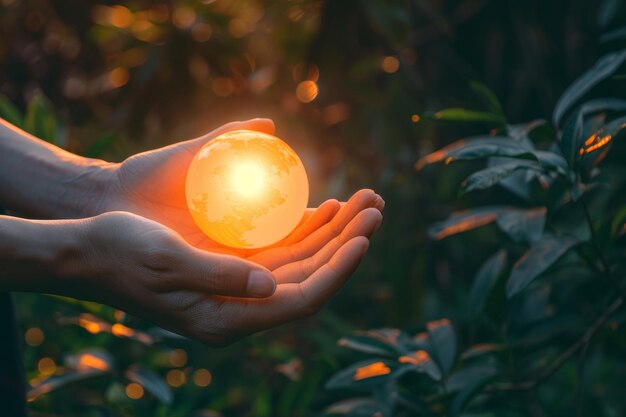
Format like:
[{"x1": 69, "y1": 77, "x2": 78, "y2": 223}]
[{"x1": 229, "y1": 160, "x2": 266, "y2": 199}]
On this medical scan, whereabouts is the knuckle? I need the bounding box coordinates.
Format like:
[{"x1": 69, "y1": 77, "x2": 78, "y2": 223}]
[{"x1": 204, "y1": 263, "x2": 229, "y2": 293}]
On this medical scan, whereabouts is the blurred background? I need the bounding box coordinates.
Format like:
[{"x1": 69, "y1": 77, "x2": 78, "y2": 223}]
[{"x1": 1, "y1": 0, "x2": 624, "y2": 416}]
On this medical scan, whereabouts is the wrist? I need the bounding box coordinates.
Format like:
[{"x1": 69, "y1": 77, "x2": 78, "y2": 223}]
[
  {"x1": 0, "y1": 216, "x2": 90, "y2": 294},
  {"x1": 62, "y1": 160, "x2": 118, "y2": 218}
]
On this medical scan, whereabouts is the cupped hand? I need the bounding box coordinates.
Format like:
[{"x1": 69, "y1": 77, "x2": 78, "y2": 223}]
[{"x1": 72, "y1": 199, "x2": 381, "y2": 346}]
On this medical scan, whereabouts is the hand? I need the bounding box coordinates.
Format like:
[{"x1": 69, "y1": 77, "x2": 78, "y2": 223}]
[
  {"x1": 99, "y1": 118, "x2": 278, "y2": 254},
  {"x1": 67, "y1": 208, "x2": 381, "y2": 346},
  {"x1": 98, "y1": 118, "x2": 385, "y2": 269}
]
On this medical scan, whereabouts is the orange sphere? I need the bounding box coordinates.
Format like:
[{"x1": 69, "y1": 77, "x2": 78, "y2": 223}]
[{"x1": 186, "y1": 130, "x2": 309, "y2": 248}]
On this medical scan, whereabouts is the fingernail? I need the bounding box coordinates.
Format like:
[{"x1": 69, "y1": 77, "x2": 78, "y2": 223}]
[
  {"x1": 247, "y1": 270, "x2": 276, "y2": 297},
  {"x1": 374, "y1": 195, "x2": 385, "y2": 211}
]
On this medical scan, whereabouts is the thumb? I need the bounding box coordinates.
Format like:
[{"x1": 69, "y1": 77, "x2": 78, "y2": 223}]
[
  {"x1": 182, "y1": 118, "x2": 276, "y2": 154},
  {"x1": 182, "y1": 250, "x2": 277, "y2": 298}
]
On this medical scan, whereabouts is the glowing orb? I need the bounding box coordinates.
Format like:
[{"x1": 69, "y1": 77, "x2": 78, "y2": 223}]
[{"x1": 185, "y1": 129, "x2": 309, "y2": 249}]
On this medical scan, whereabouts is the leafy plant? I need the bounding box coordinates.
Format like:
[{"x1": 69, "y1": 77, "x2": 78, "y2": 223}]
[{"x1": 324, "y1": 48, "x2": 626, "y2": 416}]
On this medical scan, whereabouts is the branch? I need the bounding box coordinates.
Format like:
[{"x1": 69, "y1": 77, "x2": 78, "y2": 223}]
[
  {"x1": 489, "y1": 296, "x2": 624, "y2": 392},
  {"x1": 580, "y1": 197, "x2": 625, "y2": 298}
]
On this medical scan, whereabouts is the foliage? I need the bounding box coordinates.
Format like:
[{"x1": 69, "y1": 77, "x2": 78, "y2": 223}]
[
  {"x1": 1, "y1": 0, "x2": 626, "y2": 416},
  {"x1": 324, "y1": 47, "x2": 626, "y2": 416}
]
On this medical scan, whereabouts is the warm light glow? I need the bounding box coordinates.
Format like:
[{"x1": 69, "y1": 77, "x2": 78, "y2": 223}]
[
  {"x1": 168, "y1": 349, "x2": 188, "y2": 367},
  {"x1": 25, "y1": 327, "x2": 44, "y2": 347},
  {"x1": 382, "y1": 56, "x2": 400, "y2": 73},
  {"x1": 193, "y1": 369, "x2": 213, "y2": 387},
  {"x1": 166, "y1": 369, "x2": 186, "y2": 387},
  {"x1": 38, "y1": 358, "x2": 56, "y2": 376},
  {"x1": 353, "y1": 362, "x2": 391, "y2": 381},
  {"x1": 77, "y1": 353, "x2": 110, "y2": 371},
  {"x1": 126, "y1": 383, "x2": 144, "y2": 400},
  {"x1": 186, "y1": 130, "x2": 309, "y2": 249},
  {"x1": 229, "y1": 161, "x2": 266, "y2": 198},
  {"x1": 296, "y1": 80, "x2": 318, "y2": 103},
  {"x1": 111, "y1": 323, "x2": 135, "y2": 337}
]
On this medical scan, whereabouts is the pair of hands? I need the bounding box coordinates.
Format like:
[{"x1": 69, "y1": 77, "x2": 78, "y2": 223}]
[{"x1": 66, "y1": 119, "x2": 383, "y2": 346}]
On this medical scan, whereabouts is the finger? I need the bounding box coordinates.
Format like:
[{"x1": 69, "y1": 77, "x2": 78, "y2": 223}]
[
  {"x1": 238, "y1": 237, "x2": 369, "y2": 329},
  {"x1": 181, "y1": 250, "x2": 277, "y2": 298},
  {"x1": 281, "y1": 199, "x2": 341, "y2": 246},
  {"x1": 182, "y1": 118, "x2": 276, "y2": 154},
  {"x1": 249, "y1": 189, "x2": 379, "y2": 270},
  {"x1": 273, "y1": 208, "x2": 381, "y2": 283}
]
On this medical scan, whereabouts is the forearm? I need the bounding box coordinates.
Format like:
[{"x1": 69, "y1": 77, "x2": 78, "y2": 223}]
[
  {"x1": 0, "y1": 214, "x2": 85, "y2": 293},
  {"x1": 0, "y1": 119, "x2": 114, "y2": 219}
]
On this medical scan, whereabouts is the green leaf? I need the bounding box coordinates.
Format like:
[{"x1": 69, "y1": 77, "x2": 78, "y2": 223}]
[
  {"x1": 445, "y1": 365, "x2": 499, "y2": 393},
  {"x1": 495, "y1": 207, "x2": 547, "y2": 244},
  {"x1": 553, "y1": 49, "x2": 626, "y2": 126},
  {"x1": 469, "y1": 81, "x2": 505, "y2": 119},
  {"x1": 125, "y1": 365, "x2": 173, "y2": 405},
  {"x1": 448, "y1": 367, "x2": 498, "y2": 416},
  {"x1": 468, "y1": 250, "x2": 508, "y2": 317},
  {"x1": 579, "y1": 115, "x2": 626, "y2": 167},
  {"x1": 338, "y1": 334, "x2": 401, "y2": 357},
  {"x1": 325, "y1": 359, "x2": 400, "y2": 390},
  {"x1": 398, "y1": 350, "x2": 442, "y2": 381},
  {"x1": 560, "y1": 98, "x2": 626, "y2": 165},
  {"x1": 0, "y1": 94, "x2": 23, "y2": 127},
  {"x1": 506, "y1": 235, "x2": 580, "y2": 298},
  {"x1": 506, "y1": 119, "x2": 548, "y2": 141},
  {"x1": 28, "y1": 369, "x2": 105, "y2": 402},
  {"x1": 426, "y1": 319, "x2": 456, "y2": 376},
  {"x1": 434, "y1": 108, "x2": 504, "y2": 124},
  {"x1": 416, "y1": 136, "x2": 537, "y2": 169},
  {"x1": 429, "y1": 206, "x2": 547, "y2": 243},
  {"x1": 24, "y1": 93, "x2": 61, "y2": 145},
  {"x1": 461, "y1": 162, "x2": 539, "y2": 193},
  {"x1": 324, "y1": 398, "x2": 385, "y2": 416},
  {"x1": 600, "y1": 27, "x2": 626, "y2": 43}
]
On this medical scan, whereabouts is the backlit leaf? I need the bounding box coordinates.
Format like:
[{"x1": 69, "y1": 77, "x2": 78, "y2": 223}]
[
  {"x1": 434, "y1": 108, "x2": 504, "y2": 124},
  {"x1": 28, "y1": 369, "x2": 104, "y2": 401},
  {"x1": 560, "y1": 98, "x2": 626, "y2": 164},
  {"x1": 398, "y1": 349, "x2": 442, "y2": 381},
  {"x1": 416, "y1": 136, "x2": 537, "y2": 170},
  {"x1": 325, "y1": 359, "x2": 399, "y2": 390},
  {"x1": 426, "y1": 319, "x2": 456, "y2": 376},
  {"x1": 462, "y1": 162, "x2": 538, "y2": 193}
]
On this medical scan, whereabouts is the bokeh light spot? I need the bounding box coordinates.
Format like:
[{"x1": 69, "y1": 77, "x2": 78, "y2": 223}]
[
  {"x1": 169, "y1": 349, "x2": 188, "y2": 367},
  {"x1": 38, "y1": 357, "x2": 56, "y2": 376},
  {"x1": 108, "y1": 67, "x2": 130, "y2": 88},
  {"x1": 25, "y1": 327, "x2": 44, "y2": 347},
  {"x1": 166, "y1": 369, "x2": 186, "y2": 387},
  {"x1": 382, "y1": 56, "x2": 400, "y2": 73},
  {"x1": 126, "y1": 383, "x2": 144, "y2": 400},
  {"x1": 296, "y1": 80, "x2": 318, "y2": 103},
  {"x1": 173, "y1": 6, "x2": 196, "y2": 29},
  {"x1": 193, "y1": 369, "x2": 213, "y2": 387}
]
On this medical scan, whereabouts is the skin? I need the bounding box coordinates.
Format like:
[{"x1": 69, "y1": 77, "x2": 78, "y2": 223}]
[{"x1": 0, "y1": 118, "x2": 384, "y2": 346}]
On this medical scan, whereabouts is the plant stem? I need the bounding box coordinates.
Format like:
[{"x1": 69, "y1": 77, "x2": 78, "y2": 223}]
[
  {"x1": 580, "y1": 197, "x2": 625, "y2": 297},
  {"x1": 489, "y1": 296, "x2": 624, "y2": 392}
]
